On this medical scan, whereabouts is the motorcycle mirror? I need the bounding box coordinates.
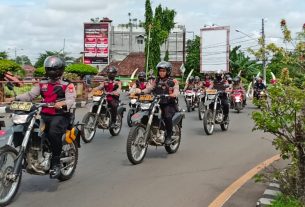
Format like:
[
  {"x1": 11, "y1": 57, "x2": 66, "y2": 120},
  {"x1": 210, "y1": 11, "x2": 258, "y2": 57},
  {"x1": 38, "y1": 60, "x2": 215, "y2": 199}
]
[
  {"x1": 6, "y1": 82, "x2": 14, "y2": 91},
  {"x1": 168, "y1": 80, "x2": 175, "y2": 87}
]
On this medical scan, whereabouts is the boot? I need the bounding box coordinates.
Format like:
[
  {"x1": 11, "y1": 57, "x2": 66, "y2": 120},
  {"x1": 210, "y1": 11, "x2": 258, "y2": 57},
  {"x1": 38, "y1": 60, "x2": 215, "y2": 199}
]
[
  {"x1": 50, "y1": 156, "x2": 61, "y2": 179},
  {"x1": 164, "y1": 132, "x2": 172, "y2": 146}
]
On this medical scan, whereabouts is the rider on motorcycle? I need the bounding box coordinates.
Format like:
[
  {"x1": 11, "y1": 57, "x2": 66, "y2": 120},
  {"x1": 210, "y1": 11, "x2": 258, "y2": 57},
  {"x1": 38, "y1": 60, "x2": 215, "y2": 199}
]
[
  {"x1": 15, "y1": 56, "x2": 76, "y2": 178},
  {"x1": 254, "y1": 76, "x2": 266, "y2": 99},
  {"x1": 136, "y1": 61, "x2": 179, "y2": 146},
  {"x1": 232, "y1": 76, "x2": 246, "y2": 106},
  {"x1": 92, "y1": 66, "x2": 122, "y2": 128},
  {"x1": 203, "y1": 74, "x2": 212, "y2": 89},
  {"x1": 194, "y1": 76, "x2": 203, "y2": 90},
  {"x1": 129, "y1": 71, "x2": 147, "y2": 94},
  {"x1": 184, "y1": 76, "x2": 195, "y2": 90},
  {"x1": 209, "y1": 72, "x2": 229, "y2": 121}
]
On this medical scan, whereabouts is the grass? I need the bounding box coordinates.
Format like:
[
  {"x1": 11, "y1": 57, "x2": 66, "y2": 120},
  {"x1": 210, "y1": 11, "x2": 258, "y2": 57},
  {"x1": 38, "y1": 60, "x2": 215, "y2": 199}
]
[{"x1": 270, "y1": 194, "x2": 303, "y2": 207}]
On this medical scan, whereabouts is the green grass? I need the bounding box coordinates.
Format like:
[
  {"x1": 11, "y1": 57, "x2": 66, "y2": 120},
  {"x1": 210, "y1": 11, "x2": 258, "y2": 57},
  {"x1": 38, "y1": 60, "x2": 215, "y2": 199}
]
[{"x1": 270, "y1": 194, "x2": 303, "y2": 207}]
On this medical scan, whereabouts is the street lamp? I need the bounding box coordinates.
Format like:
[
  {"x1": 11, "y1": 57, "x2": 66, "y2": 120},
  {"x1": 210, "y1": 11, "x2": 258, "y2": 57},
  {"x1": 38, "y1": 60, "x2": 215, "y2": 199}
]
[{"x1": 235, "y1": 29, "x2": 257, "y2": 40}]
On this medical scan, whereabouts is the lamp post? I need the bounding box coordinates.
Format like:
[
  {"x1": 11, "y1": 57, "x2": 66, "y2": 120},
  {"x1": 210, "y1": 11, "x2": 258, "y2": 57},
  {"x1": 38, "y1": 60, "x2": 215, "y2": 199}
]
[{"x1": 235, "y1": 29, "x2": 257, "y2": 40}]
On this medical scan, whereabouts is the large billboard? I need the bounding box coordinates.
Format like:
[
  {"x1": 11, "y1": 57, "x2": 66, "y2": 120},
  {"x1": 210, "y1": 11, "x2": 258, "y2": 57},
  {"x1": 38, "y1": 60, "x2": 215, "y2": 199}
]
[
  {"x1": 83, "y1": 22, "x2": 110, "y2": 66},
  {"x1": 200, "y1": 26, "x2": 230, "y2": 73}
]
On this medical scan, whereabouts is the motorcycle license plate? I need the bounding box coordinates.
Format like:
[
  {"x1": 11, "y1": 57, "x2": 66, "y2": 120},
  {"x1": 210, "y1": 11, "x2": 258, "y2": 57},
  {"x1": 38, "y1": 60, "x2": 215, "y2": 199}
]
[
  {"x1": 206, "y1": 89, "x2": 217, "y2": 95},
  {"x1": 10, "y1": 101, "x2": 33, "y2": 111},
  {"x1": 139, "y1": 95, "x2": 153, "y2": 101}
]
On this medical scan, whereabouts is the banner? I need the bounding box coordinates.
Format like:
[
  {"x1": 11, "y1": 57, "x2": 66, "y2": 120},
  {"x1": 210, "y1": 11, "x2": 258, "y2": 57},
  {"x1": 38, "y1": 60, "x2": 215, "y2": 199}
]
[
  {"x1": 83, "y1": 22, "x2": 110, "y2": 65},
  {"x1": 200, "y1": 26, "x2": 230, "y2": 73}
]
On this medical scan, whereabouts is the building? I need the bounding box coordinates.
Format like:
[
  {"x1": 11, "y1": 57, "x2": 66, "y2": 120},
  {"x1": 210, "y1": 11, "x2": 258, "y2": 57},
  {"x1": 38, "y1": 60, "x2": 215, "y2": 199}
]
[{"x1": 109, "y1": 25, "x2": 185, "y2": 62}]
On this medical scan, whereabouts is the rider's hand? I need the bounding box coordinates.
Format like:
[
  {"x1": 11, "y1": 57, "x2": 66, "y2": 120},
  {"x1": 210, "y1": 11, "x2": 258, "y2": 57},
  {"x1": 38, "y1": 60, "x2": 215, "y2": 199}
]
[
  {"x1": 135, "y1": 88, "x2": 141, "y2": 94},
  {"x1": 5, "y1": 97, "x2": 15, "y2": 103},
  {"x1": 169, "y1": 93, "x2": 176, "y2": 98},
  {"x1": 55, "y1": 101, "x2": 66, "y2": 109},
  {"x1": 112, "y1": 92, "x2": 119, "y2": 96}
]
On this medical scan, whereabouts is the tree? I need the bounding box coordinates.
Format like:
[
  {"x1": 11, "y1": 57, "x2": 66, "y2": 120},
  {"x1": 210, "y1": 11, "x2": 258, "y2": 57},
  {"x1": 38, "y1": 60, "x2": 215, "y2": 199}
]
[
  {"x1": 144, "y1": 0, "x2": 176, "y2": 73},
  {"x1": 15, "y1": 55, "x2": 32, "y2": 65},
  {"x1": 252, "y1": 21, "x2": 305, "y2": 204},
  {"x1": 0, "y1": 51, "x2": 8, "y2": 60},
  {"x1": 185, "y1": 35, "x2": 200, "y2": 77},
  {"x1": 34, "y1": 51, "x2": 75, "y2": 68}
]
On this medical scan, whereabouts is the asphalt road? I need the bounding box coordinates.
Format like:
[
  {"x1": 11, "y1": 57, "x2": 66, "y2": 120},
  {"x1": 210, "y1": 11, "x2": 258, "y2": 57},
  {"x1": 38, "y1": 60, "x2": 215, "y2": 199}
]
[{"x1": 9, "y1": 95, "x2": 277, "y2": 207}]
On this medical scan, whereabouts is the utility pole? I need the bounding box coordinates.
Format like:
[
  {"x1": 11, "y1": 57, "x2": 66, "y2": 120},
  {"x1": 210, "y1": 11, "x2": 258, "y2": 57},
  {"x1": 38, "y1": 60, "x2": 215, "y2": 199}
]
[
  {"x1": 146, "y1": 24, "x2": 152, "y2": 79},
  {"x1": 262, "y1": 18, "x2": 266, "y2": 85}
]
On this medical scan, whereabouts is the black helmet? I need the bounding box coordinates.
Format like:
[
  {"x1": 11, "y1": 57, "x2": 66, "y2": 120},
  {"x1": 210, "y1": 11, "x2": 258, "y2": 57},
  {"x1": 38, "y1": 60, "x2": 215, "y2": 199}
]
[
  {"x1": 233, "y1": 76, "x2": 241, "y2": 84},
  {"x1": 44, "y1": 56, "x2": 65, "y2": 80},
  {"x1": 107, "y1": 66, "x2": 117, "y2": 80},
  {"x1": 189, "y1": 76, "x2": 194, "y2": 83},
  {"x1": 138, "y1": 71, "x2": 146, "y2": 82},
  {"x1": 215, "y1": 72, "x2": 222, "y2": 81},
  {"x1": 156, "y1": 61, "x2": 172, "y2": 77},
  {"x1": 194, "y1": 76, "x2": 200, "y2": 83}
]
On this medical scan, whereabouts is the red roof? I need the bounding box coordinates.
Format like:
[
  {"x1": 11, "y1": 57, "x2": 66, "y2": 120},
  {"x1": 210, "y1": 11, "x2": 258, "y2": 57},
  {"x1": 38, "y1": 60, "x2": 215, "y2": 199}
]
[{"x1": 102, "y1": 52, "x2": 182, "y2": 77}]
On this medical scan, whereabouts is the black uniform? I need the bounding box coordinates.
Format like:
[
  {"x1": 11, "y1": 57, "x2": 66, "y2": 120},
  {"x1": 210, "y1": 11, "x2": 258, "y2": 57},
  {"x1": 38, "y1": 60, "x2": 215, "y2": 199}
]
[{"x1": 212, "y1": 80, "x2": 229, "y2": 119}]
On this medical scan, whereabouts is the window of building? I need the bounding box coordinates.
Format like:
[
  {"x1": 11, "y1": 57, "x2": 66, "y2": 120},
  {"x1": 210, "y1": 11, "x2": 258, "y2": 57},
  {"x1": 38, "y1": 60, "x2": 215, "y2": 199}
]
[{"x1": 137, "y1": 39, "x2": 144, "y2": 44}]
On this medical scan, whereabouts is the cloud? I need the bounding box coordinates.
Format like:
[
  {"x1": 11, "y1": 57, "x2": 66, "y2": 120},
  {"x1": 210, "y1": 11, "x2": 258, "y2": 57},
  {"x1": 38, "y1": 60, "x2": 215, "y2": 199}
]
[{"x1": 0, "y1": 0, "x2": 304, "y2": 64}]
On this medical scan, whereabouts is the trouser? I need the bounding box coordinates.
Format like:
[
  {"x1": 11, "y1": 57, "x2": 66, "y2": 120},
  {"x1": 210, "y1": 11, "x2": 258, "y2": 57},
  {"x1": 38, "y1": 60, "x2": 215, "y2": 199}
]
[
  {"x1": 108, "y1": 99, "x2": 119, "y2": 124},
  {"x1": 221, "y1": 97, "x2": 229, "y2": 117},
  {"x1": 160, "y1": 104, "x2": 177, "y2": 138},
  {"x1": 41, "y1": 115, "x2": 70, "y2": 163}
]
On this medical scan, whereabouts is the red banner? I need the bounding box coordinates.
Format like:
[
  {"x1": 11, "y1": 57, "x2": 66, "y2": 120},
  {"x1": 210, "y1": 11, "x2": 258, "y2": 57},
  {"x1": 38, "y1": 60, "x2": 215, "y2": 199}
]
[{"x1": 84, "y1": 22, "x2": 109, "y2": 65}]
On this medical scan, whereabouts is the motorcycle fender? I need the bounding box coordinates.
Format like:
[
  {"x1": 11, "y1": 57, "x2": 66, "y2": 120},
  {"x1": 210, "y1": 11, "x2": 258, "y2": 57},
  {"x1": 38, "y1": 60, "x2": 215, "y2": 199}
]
[
  {"x1": 131, "y1": 111, "x2": 149, "y2": 124},
  {"x1": 118, "y1": 106, "x2": 126, "y2": 115},
  {"x1": 172, "y1": 112, "x2": 185, "y2": 127}
]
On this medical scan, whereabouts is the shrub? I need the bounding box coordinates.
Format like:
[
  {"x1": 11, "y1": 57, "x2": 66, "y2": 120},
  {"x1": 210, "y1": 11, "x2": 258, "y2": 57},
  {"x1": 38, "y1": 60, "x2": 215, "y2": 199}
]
[
  {"x1": 0, "y1": 60, "x2": 21, "y2": 76},
  {"x1": 34, "y1": 67, "x2": 45, "y2": 77},
  {"x1": 65, "y1": 64, "x2": 98, "y2": 77}
]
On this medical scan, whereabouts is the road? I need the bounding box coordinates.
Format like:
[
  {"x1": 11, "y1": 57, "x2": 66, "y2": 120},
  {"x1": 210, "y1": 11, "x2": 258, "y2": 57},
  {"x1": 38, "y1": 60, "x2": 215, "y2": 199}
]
[{"x1": 10, "y1": 95, "x2": 276, "y2": 207}]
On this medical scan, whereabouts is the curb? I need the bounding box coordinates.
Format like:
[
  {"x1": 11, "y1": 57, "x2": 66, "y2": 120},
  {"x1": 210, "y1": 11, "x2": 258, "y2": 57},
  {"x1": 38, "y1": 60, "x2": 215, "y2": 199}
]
[{"x1": 256, "y1": 181, "x2": 281, "y2": 207}]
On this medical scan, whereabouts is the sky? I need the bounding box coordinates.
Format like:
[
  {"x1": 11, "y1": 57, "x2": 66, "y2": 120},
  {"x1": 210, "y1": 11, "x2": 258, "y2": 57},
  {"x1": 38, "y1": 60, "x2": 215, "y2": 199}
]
[{"x1": 0, "y1": 0, "x2": 304, "y2": 64}]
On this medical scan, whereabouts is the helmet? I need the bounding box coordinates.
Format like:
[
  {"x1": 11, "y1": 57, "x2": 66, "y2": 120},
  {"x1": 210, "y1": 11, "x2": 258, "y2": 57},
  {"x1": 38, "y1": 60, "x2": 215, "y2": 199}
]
[
  {"x1": 215, "y1": 71, "x2": 222, "y2": 81},
  {"x1": 227, "y1": 77, "x2": 232, "y2": 84},
  {"x1": 156, "y1": 61, "x2": 172, "y2": 77},
  {"x1": 225, "y1": 74, "x2": 231, "y2": 80},
  {"x1": 138, "y1": 71, "x2": 146, "y2": 82},
  {"x1": 44, "y1": 56, "x2": 65, "y2": 80},
  {"x1": 233, "y1": 77, "x2": 240, "y2": 84},
  {"x1": 107, "y1": 66, "x2": 118, "y2": 80},
  {"x1": 194, "y1": 76, "x2": 200, "y2": 83},
  {"x1": 257, "y1": 76, "x2": 263, "y2": 83},
  {"x1": 189, "y1": 76, "x2": 194, "y2": 83}
]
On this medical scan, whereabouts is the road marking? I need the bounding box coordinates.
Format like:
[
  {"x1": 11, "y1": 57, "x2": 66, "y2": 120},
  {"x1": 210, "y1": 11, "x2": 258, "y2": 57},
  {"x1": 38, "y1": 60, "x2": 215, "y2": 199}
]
[{"x1": 208, "y1": 154, "x2": 281, "y2": 207}]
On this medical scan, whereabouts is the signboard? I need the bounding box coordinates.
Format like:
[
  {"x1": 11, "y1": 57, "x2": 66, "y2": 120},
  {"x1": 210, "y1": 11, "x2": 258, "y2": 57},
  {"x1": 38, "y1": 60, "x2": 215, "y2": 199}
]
[
  {"x1": 83, "y1": 22, "x2": 110, "y2": 65},
  {"x1": 200, "y1": 26, "x2": 230, "y2": 73}
]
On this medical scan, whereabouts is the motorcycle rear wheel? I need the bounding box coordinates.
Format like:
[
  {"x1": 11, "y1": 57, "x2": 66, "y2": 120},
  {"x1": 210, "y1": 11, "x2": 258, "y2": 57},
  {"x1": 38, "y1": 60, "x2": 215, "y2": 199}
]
[
  {"x1": 203, "y1": 109, "x2": 214, "y2": 135},
  {"x1": 165, "y1": 125, "x2": 181, "y2": 154},
  {"x1": 58, "y1": 140, "x2": 78, "y2": 181},
  {"x1": 126, "y1": 125, "x2": 147, "y2": 165},
  {"x1": 0, "y1": 145, "x2": 21, "y2": 206}
]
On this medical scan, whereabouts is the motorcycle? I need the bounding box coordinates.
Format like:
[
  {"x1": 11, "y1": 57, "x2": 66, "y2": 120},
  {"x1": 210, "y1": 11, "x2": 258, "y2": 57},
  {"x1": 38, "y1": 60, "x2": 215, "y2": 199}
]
[
  {"x1": 126, "y1": 94, "x2": 184, "y2": 165},
  {"x1": 126, "y1": 94, "x2": 142, "y2": 127},
  {"x1": 230, "y1": 89, "x2": 244, "y2": 113},
  {"x1": 253, "y1": 88, "x2": 267, "y2": 108},
  {"x1": 0, "y1": 83, "x2": 80, "y2": 206},
  {"x1": 197, "y1": 89, "x2": 206, "y2": 120},
  {"x1": 81, "y1": 90, "x2": 126, "y2": 143},
  {"x1": 184, "y1": 89, "x2": 196, "y2": 112},
  {"x1": 203, "y1": 89, "x2": 229, "y2": 135}
]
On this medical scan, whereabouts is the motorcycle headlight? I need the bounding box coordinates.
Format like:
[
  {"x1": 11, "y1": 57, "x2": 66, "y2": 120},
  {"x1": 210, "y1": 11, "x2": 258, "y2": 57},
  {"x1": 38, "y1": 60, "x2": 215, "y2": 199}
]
[
  {"x1": 130, "y1": 99, "x2": 137, "y2": 104},
  {"x1": 12, "y1": 114, "x2": 29, "y2": 124},
  {"x1": 208, "y1": 95, "x2": 215, "y2": 99},
  {"x1": 93, "y1": 96, "x2": 101, "y2": 101},
  {"x1": 140, "y1": 103, "x2": 151, "y2": 110}
]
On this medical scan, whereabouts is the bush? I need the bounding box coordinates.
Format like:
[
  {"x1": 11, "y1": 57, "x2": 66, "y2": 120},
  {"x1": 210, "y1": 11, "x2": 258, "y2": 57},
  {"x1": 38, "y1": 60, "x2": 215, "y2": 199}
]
[
  {"x1": 65, "y1": 64, "x2": 98, "y2": 77},
  {"x1": 63, "y1": 72, "x2": 80, "y2": 81},
  {"x1": 270, "y1": 194, "x2": 303, "y2": 207},
  {"x1": 0, "y1": 60, "x2": 21, "y2": 76},
  {"x1": 34, "y1": 67, "x2": 45, "y2": 77}
]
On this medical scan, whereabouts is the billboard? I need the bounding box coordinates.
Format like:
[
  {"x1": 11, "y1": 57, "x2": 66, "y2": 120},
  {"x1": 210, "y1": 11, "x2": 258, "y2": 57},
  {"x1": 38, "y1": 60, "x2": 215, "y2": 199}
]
[
  {"x1": 83, "y1": 22, "x2": 110, "y2": 65},
  {"x1": 200, "y1": 26, "x2": 230, "y2": 73}
]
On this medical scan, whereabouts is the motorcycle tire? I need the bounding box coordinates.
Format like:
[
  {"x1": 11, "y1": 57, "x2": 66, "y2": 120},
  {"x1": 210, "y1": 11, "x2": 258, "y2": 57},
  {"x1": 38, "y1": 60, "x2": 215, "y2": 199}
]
[
  {"x1": 109, "y1": 114, "x2": 122, "y2": 136},
  {"x1": 203, "y1": 109, "x2": 214, "y2": 135},
  {"x1": 126, "y1": 125, "x2": 148, "y2": 165},
  {"x1": 0, "y1": 145, "x2": 22, "y2": 206},
  {"x1": 220, "y1": 119, "x2": 229, "y2": 131},
  {"x1": 186, "y1": 100, "x2": 191, "y2": 112},
  {"x1": 58, "y1": 140, "x2": 78, "y2": 181},
  {"x1": 165, "y1": 125, "x2": 181, "y2": 154},
  {"x1": 81, "y1": 112, "x2": 97, "y2": 143},
  {"x1": 198, "y1": 102, "x2": 205, "y2": 120},
  {"x1": 127, "y1": 109, "x2": 133, "y2": 127}
]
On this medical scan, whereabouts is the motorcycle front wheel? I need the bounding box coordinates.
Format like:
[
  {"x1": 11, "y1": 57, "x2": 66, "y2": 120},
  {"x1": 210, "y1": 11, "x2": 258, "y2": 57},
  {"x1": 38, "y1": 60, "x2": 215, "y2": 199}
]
[
  {"x1": 126, "y1": 125, "x2": 147, "y2": 165},
  {"x1": 198, "y1": 101, "x2": 205, "y2": 120},
  {"x1": 203, "y1": 109, "x2": 214, "y2": 135},
  {"x1": 81, "y1": 112, "x2": 97, "y2": 143},
  {"x1": 186, "y1": 100, "x2": 191, "y2": 112},
  {"x1": 127, "y1": 109, "x2": 134, "y2": 127},
  {"x1": 0, "y1": 145, "x2": 21, "y2": 206}
]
